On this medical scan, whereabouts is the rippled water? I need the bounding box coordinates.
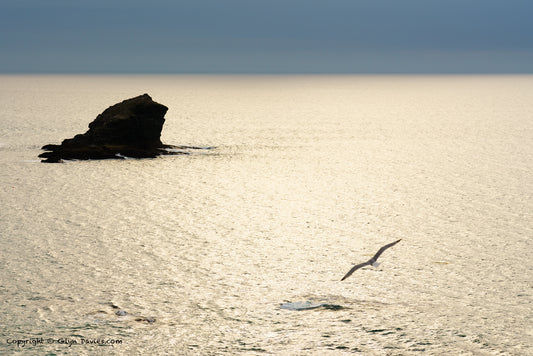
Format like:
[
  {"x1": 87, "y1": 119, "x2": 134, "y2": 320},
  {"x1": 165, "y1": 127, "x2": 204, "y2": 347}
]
[{"x1": 1, "y1": 75, "x2": 532, "y2": 355}]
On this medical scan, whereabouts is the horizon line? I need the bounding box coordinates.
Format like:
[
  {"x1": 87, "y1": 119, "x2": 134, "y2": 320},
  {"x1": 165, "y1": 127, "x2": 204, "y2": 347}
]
[{"x1": 1, "y1": 71, "x2": 532, "y2": 75}]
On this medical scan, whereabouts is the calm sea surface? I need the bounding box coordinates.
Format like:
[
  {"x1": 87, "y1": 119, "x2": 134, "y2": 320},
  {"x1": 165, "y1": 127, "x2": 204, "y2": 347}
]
[{"x1": 0, "y1": 75, "x2": 532, "y2": 355}]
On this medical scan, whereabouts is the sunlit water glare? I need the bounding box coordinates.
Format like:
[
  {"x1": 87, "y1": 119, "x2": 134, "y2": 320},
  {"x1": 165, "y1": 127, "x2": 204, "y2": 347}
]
[{"x1": 1, "y1": 75, "x2": 532, "y2": 355}]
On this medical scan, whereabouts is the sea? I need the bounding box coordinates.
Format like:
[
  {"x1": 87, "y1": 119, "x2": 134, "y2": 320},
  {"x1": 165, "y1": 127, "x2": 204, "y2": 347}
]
[{"x1": 0, "y1": 74, "x2": 531, "y2": 355}]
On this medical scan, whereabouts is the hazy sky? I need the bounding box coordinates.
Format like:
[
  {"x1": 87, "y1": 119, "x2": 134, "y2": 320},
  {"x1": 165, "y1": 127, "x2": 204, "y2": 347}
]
[{"x1": 1, "y1": 0, "x2": 533, "y2": 73}]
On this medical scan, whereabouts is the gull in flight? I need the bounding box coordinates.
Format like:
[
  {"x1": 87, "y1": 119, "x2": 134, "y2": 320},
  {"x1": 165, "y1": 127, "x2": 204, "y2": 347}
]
[{"x1": 341, "y1": 239, "x2": 401, "y2": 281}]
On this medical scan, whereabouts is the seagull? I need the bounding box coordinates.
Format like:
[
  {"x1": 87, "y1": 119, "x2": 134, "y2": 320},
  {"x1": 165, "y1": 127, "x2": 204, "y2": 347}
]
[{"x1": 340, "y1": 239, "x2": 401, "y2": 281}]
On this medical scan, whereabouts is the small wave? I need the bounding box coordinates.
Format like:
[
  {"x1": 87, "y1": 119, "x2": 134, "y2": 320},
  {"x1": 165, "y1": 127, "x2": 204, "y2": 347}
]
[
  {"x1": 161, "y1": 148, "x2": 190, "y2": 154},
  {"x1": 161, "y1": 146, "x2": 215, "y2": 153},
  {"x1": 280, "y1": 301, "x2": 345, "y2": 311},
  {"x1": 115, "y1": 153, "x2": 135, "y2": 160}
]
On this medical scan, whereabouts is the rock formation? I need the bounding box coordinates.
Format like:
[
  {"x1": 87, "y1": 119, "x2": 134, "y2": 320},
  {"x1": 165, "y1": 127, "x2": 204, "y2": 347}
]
[{"x1": 39, "y1": 94, "x2": 187, "y2": 163}]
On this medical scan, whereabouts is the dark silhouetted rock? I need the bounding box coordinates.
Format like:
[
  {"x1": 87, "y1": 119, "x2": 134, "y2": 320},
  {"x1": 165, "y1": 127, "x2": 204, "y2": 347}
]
[{"x1": 39, "y1": 94, "x2": 193, "y2": 162}]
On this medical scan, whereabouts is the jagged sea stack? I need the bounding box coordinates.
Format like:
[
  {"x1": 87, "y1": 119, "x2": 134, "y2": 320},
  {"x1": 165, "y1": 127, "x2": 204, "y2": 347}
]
[{"x1": 40, "y1": 94, "x2": 178, "y2": 162}]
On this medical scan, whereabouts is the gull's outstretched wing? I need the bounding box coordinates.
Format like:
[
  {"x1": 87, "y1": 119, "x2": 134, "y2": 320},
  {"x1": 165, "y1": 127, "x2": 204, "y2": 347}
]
[
  {"x1": 341, "y1": 239, "x2": 401, "y2": 281},
  {"x1": 371, "y1": 239, "x2": 401, "y2": 261},
  {"x1": 340, "y1": 261, "x2": 372, "y2": 281}
]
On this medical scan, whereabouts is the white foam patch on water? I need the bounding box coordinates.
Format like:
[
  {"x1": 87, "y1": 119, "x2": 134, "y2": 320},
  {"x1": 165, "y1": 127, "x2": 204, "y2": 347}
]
[
  {"x1": 115, "y1": 153, "x2": 135, "y2": 159},
  {"x1": 160, "y1": 148, "x2": 189, "y2": 154}
]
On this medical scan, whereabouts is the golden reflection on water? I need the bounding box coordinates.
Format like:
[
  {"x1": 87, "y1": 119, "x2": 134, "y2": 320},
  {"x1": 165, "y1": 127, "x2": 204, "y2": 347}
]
[{"x1": 0, "y1": 75, "x2": 532, "y2": 355}]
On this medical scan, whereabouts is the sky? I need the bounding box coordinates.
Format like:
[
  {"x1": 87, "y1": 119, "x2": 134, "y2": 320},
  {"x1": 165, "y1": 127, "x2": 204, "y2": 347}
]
[{"x1": 1, "y1": 0, "x2": 533, "y2": 74}]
